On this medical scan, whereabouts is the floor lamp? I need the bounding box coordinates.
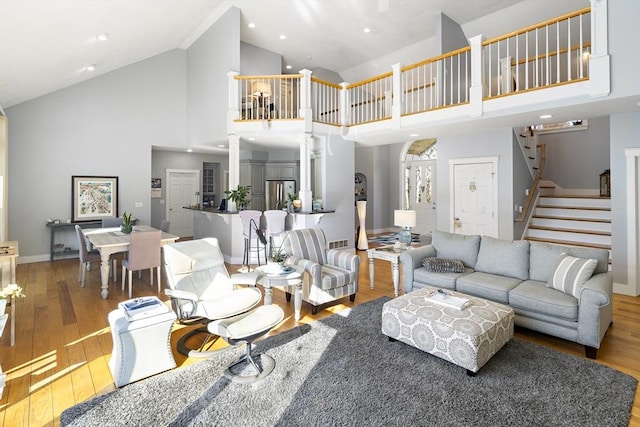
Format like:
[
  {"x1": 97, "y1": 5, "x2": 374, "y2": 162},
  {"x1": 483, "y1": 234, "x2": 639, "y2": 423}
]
[
  {"x1": 394, "y1": 209, "x2": 417, "y2": 249},
  {"x1": 356, "y1": 201, "x2": 368, "y2": 250}
]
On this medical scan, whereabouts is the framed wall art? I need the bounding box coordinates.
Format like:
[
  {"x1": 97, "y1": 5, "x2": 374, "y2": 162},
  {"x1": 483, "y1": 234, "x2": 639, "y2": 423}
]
[{"x1": 71, "y1": 175, "x2": 119, "y2": 222}]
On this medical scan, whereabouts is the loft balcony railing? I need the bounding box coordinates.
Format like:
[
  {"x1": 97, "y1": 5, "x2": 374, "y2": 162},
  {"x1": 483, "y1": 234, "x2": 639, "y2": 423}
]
[
  {"x1": 233, "y1": 74, "x2": 302, "y2": 120},
  {"x1": 230, "y1": 6, "x2": 596, "y2": 129},
  {"x1": 311, "y1": 77, "x2": 341, "y2": 126},
  {"x1": 346, "y1": 72, "x2": 393, "y2": 125},
  {"x1": 483, "y1": 7, "x2": 591, "y2": 99},
  {"x1": 401, "y1": 46, "x2": 471, "y2": 116}
]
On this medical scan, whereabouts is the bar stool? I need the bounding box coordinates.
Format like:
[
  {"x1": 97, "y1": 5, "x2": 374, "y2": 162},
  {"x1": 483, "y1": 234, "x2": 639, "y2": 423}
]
[
  {"x1": 239, "y1": 210, "x2": 267, "y2": 269},
  {"x1": 263, "y1": 210, "x2": 287, "y2": 257}
]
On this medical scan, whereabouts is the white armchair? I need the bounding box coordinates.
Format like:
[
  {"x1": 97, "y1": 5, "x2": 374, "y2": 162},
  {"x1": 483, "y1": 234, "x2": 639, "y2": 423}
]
[
  {"x1": 283, "y1": 228, "x2": 360, "y2": 315},
  {"x1": 163, "y1": 238, "x2": 262, "y2": 357}
]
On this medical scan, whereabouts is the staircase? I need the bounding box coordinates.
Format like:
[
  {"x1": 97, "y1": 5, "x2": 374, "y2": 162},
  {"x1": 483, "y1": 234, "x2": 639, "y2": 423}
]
[{"x1": 526, "y1": 193, "x2": 612, "y2": 254}]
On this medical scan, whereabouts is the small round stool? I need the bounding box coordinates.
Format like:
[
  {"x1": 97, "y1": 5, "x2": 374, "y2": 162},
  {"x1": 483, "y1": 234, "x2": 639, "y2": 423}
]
[{"x1": 209, "y1": 304, "x2": 284, "y2": 383}]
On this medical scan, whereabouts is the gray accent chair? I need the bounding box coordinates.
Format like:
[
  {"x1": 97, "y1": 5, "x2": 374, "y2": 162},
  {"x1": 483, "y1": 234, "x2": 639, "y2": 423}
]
[
  {"x1": 282, "y1": 228, "x2": 360, "y2": 315},
  {"x1": 400, "y1": 230, "x2": 612, "y2": 359},
  {"x1": 74, "y1": 225, "x2": 101, "y2": 286}
]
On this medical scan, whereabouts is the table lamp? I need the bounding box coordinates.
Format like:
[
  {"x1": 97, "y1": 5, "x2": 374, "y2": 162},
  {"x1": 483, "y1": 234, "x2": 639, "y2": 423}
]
[{"x1": 394, "y1": 210, "x2": 416, "y2": 247}]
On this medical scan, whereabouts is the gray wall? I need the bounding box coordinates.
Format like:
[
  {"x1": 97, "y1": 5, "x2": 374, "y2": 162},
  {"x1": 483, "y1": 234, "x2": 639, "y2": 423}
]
[
  {"x1": 438, "y1": 13, "x2": 469, "y2": 53},
  {"x1": 240, "y1": 42, "x2": 282, "y2": 75},
  {"x1": 187, "y1": 7, "x2": 240, "y2": 149},
  {"x1": 538, "y1": 116, "x2": 610, "y2": 189},
  {"x1": 7, "y1": 49, "x2": 187, "y2": 260},
  {"x1": 437, "y1": 128, "x2": 514, "y2": 240},
  {"x1": 150, "y1": 150, "x2": 229, "y2": 228},
  {"x1": 610, "y1": 111, "x2": 639, "y2": 289},
  {"x1": 512, "y1": 134, "x2": 533, "y2": 239}
]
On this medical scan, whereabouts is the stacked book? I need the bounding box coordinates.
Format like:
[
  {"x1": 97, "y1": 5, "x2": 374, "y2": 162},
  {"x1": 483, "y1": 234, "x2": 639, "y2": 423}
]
[{"x1": 118, "y1": 297, "x2": 168, "y2": 321}]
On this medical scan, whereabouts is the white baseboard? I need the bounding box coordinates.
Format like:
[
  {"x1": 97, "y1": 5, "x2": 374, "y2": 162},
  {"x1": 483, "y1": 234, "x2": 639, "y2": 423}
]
[{"x1": 613, "y1": 282, "x2": 639, "y2": 296}]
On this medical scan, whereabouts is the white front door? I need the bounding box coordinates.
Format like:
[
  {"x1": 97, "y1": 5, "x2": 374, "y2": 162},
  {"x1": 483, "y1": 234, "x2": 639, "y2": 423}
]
[
  {"x1": 450, "y1": 157, "x2": 498, "y2": 237},
  {"x1": 166, "y1": 169, "x2": 200, "y2": 238},
  {"x1": 406, "y1": 159, "x2": 437, "y2": 235}
]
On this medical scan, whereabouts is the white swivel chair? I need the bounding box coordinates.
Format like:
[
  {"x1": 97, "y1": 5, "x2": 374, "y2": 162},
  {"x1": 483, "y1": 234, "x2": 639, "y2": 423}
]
[
  {"x1": 121, "y1": 230, "x2": 162, "y2": 299},
  {"x1": 163, "y1": 238, "x2": 263, "y2": 358},
  {"x1": 239, "y1": 210, "x2": 267, "y2": 269},
  {"x1": 75, "y1": 225, "x2": 101, "y2": 286},
  {"x1": 263, "y1": 210, "x2": 287, "y2": 257}
]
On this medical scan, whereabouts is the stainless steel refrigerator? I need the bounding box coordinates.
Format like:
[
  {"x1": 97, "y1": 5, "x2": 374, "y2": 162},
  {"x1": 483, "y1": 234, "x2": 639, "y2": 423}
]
[{"x1": 265, "y1": 180, "x2": 296, "y2": 211}]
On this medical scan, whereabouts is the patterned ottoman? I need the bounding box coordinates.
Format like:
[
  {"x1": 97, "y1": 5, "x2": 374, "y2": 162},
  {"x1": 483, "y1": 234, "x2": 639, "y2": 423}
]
[{"x1": 381, "y1": 287, "x2": 514, "y2": 375}]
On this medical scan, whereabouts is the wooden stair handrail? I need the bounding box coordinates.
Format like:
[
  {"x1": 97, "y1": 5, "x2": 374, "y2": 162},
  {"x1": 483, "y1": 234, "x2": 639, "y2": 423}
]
[{"x1": 515, "y1": 143, "x2": 546, "y2": 222}]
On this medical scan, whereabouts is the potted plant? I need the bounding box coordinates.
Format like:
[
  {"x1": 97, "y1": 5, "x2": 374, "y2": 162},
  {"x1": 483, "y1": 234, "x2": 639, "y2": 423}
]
[
  {"x1": 224, "y1": 185, "x2": 251, "y2": 211},
  {"x1": 121, "y1": 212, "x2": 134, "y2": 234}
]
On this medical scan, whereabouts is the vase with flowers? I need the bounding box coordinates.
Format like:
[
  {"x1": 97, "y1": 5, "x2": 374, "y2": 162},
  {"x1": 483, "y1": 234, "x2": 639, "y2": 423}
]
[{"x1": 0, "y1": 284, "x2": 25, "y2": 320}]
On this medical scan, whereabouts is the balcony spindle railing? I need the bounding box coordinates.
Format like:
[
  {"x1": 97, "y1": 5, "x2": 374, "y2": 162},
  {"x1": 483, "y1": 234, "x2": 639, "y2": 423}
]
[
  {"x1": 232, "y1": 7, "x2": 592, "y2": 128},
  {"x1": 483, "y1": 7, "x2": 590, "y2": 99},
  {"x1": 311, "y1": 77, "x2": 342, "y2": 126},
  {"x1": 234, "y1": 74, "x2": 302, "y2": 120},
  {"x1": 346, "y1": 72, "x2": 392, "y2": 125},
  {"x1": 401, "y1": 46, "x2": 470, "y2": 116}
]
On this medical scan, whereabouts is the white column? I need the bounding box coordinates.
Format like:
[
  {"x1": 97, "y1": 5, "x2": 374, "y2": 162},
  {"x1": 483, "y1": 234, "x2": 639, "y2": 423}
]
[
  {"x1": 227, "y1": 71, "x2": 240, "y2": 131},
  {"x1": 340, "y1": 82, "x2": 350, "y2": 129},
  {"x1": 299, "y1": 133, "x2": 313, "y2": 212},
  {"x1": 469, "y1": 34, "x2": 484, "y2": 118},
  {"x1": 391, "y1": 63, "x2": 403, "y2": 127},
  {"x1": 227, "y1": 134, "x2": 240, "y2": 212},
  {"x1": 299, "y1": 69, "x2": 313, "y2": 133}
]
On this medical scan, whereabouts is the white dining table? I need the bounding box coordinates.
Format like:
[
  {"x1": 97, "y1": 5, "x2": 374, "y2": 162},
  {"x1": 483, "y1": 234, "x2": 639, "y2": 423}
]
[{"x1": 85, "y1": 225, "x2": 179, "y2": 299}]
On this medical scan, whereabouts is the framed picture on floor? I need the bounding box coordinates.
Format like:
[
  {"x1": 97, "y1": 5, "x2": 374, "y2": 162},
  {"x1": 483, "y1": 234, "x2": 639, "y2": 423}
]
[{"x1": 71, "y1": 175, "x2": 119, "y2": 222}]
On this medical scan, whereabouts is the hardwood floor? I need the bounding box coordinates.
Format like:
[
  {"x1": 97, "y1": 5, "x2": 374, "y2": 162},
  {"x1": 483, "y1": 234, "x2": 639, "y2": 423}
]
[{"x1": 0, "y1": 249, "x2": 638, "y2": 426}]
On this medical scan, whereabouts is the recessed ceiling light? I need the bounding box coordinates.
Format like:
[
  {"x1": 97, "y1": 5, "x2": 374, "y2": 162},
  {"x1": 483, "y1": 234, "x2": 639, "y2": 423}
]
[
  {"x1": 409, "y1": 133, "x2": 419, "y2": 137},
  {"x1": 248, "y1": 137, "x2": 256, "y2": 141},
  {"x1": 218, "y1": 144, "x2": 225, "y2": 148},
  {"x1": 186, "y1": 149, "x2": 193, "y2": 153},
  {"x1": 279, "y1": 34, "x2": 286, "y2": 40},
  {"x1": 96, "y1": 33, "x2": 109, "y2": 41},
  {"x1": 363, "y1": 27, "x2": 371, "y2": 33},
  {"x1": 286, "y1": 65, "x2": 292, "y2": 70},
  {"x1": 248, "y1": 22, "x2": 255, "y2": 29},
  {"x1": 86, "y1": 64, "x2": 96, "y2": 72},
  {"x1": 539, "y1": 114, "x2": 553, "y2": 119}
]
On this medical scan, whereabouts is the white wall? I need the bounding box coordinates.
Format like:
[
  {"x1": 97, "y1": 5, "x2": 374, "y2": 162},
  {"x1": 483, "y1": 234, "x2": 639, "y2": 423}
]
[
  {"x1": 610, "y1": 111, "x2": 639, "y2": 292},
  {"x1": 187, "y1": 7, "x2": 240, "y2": 149},
  {"x1": 436, "y1": 128, "x2": 514, "y2": 240},
  {"x1": 7, "y1": 49, "x2": 187, "y2": 260}
]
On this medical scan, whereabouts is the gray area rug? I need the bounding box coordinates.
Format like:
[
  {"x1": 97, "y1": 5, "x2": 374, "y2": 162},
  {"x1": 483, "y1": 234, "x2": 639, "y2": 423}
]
[{"x1": 61, "y1": 297, "x2": 637, "y2": 427}]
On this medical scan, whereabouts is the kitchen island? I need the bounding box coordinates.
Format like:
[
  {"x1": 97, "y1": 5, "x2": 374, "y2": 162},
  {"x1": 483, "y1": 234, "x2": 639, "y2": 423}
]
[{"x1": 187, "y1": 207, "x2": 334, "y2": 264}]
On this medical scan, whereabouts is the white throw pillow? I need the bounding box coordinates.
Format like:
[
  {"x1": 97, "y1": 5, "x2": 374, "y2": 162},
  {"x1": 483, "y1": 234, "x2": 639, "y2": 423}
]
[{"x1": 546, "y1": 253, "x2": 597, "y2": 298}]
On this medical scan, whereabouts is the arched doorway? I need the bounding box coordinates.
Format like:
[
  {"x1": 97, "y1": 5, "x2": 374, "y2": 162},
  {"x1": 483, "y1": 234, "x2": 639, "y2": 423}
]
[{"x1": 401, "y1": 138, "x2": 437, "y2": 236}]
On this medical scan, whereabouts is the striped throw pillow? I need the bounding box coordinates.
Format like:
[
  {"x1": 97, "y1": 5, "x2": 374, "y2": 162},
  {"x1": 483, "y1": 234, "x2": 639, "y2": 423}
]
[
  {"x1": 546, "y1": 253, "x2": 597, "y2": 297},
  {"x1": 422, "y1": 257, "x2": 465, "y2": 273}
]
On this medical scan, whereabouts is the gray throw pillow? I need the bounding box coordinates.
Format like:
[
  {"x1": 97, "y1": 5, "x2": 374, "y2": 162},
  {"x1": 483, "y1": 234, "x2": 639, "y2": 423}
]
[
  {"x1": 474, "y1": 236, "x2": 530, "y2": 280},
  {"x1": 546, "y1": 253, "x2": 597, "y2": 298},
  {"x1": 431, "y1": 230, "x2": 481, "y2": 268},
  {"x1": 422, "y1": 257, "x2": 465, "y2": 273}
]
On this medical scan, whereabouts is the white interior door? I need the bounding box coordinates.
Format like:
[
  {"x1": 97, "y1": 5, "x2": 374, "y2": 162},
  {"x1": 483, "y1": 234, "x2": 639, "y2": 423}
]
[
  {"x1": 406, "y1": 160, "x2": 437, "y2": 235},
  {"x1": 166, "y1": 169, "x2": 200, "y2": 238},
  {"x1": 450, "y1": 157, "x2": 498, "y2": 237}
]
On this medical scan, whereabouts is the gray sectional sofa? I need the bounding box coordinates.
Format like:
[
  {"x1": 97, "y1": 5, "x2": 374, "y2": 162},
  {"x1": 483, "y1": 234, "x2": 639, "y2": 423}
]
[{"x1": 399, "y1": 230, "x2": 613, "y2": 359}]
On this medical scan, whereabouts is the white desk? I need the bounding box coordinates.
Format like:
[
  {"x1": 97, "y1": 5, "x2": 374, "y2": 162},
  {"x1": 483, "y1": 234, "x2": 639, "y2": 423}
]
[
  {"x1": 86, "y1": 226, "x2": 179, "y2": 299},
  {"x1": 255, "y1": 264, "x2": 303, "y2": 322}
]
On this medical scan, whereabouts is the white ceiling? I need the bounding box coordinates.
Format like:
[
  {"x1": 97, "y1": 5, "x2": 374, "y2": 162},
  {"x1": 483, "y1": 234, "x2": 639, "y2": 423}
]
[{"x1": 0, "y1": 0, "x2": 524, "y2": 109}]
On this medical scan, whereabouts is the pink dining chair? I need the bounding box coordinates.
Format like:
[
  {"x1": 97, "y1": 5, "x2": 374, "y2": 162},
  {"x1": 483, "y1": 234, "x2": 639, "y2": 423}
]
[{"x1": 121, "y1": 230, "x2": 162, "y2": 298}]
